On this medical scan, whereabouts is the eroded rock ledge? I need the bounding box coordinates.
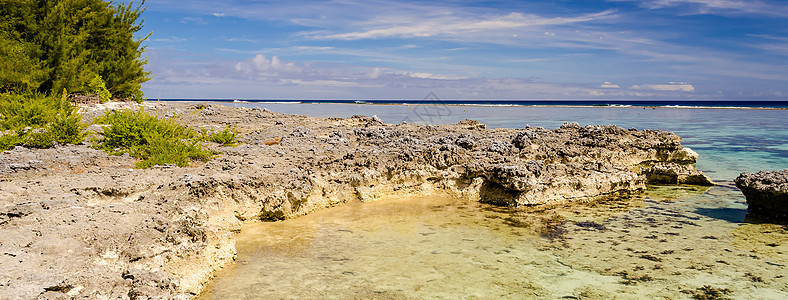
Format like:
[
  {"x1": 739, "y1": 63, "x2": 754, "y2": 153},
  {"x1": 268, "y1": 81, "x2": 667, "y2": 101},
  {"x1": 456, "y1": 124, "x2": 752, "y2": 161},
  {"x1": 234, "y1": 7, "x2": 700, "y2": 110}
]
[
  {"x1": 0, "y1": 102, "x2": 712, "y2": 299},
  {"x1": 735, "y1": 169, "x2": 788, "y2": 224}
]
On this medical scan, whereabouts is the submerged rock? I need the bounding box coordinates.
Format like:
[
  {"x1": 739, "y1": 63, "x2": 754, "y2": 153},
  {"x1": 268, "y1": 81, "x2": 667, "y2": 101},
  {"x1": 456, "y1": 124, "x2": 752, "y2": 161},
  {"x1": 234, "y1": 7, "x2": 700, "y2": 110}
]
[{"x1": 735, "y1": 169, "x2": 788, "y2": 224}]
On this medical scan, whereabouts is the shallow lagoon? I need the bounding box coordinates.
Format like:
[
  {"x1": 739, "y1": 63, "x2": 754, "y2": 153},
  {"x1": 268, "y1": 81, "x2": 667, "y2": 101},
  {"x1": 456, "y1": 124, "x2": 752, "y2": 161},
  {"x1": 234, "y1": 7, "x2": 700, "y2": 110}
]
[
  {"x1": 201, "y1": 103, "x2": 787, "y2": 299},
  {"x1": 202, "y1": 184, "x2": 788, "y2": 299}
]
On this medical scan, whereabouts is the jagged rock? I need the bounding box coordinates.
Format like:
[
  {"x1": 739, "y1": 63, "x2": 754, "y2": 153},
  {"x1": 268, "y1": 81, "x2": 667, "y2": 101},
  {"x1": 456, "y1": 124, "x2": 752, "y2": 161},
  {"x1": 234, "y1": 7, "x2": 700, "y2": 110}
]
[
  {"x1": 668, "y1": 147, "x2": 699, "y2": 164},
  {"x1": 735, "y1": 169, "x2": 788, "y2": 224},
  {"x1": 486, "y1": 140, "x2": 513, "y2": 154},
  {"x1": 289, "y1": 126, "x2": 313, "y2": 138},
  {"x1": 199, "y1": 105, "x2": 219, "y2": 116},
  {"x1": 455, "y1": 134, "x2": 476, "y2": 150},
  {"x1": 644, "y1": 162, "x2": 714, "y2": 185},
  {"x1": 123, "y1": 269, "x2": 179, "y2": 300},
  {"x1": 560, "y1": 122, "x2": 581, "y2": 129},
  {"x1": 512, "y1": 130, "x2": 540, "y2": 149},
  {"x1": 353, "y1": 127, "x2": 402, "y2": 141},
  {"x1": 457, "y1": 119, "x2": 486, "y2": 129}
]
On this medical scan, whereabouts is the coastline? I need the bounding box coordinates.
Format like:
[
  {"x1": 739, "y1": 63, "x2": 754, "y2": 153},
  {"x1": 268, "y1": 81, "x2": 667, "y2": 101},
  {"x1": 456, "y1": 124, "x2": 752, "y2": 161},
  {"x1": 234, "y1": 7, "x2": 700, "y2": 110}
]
[
  {"x1": 163, "y1": 99, "x2": 788, "y2": 110},
  {"x1": 1, "y1": 101, "x2": 713, "y2": 298}
]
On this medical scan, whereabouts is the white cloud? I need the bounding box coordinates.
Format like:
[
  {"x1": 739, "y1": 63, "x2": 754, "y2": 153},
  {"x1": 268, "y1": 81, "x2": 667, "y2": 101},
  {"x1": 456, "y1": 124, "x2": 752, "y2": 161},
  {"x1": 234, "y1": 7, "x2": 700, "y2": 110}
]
[
  {"x1": 311, "y1": 10, "x2": 617, "y2": 40},
  {"x1": 145, "y1": 50, "x2": 714, "y2": 99},
  {"x1": 630, "y1": 82, "x2": 695, "y2": 92},
  {"x1": 148, "y1": 0, "x2": 785, "y2": 83},
  {"x1": 600, "y1": 81, "x2": 620, "y2": 88},
  {"x1": 408, "y1": 72, "x2": 470, "y2": 80},
  {"x1": 617, "y1": 0, "x2": 788, "y2": 17},
  {"x1": 212, "y1": 12, "x2": 226, "y2": 17},
  {"x1": 152, "y1": 36, "x2": 187, "y2": 43},
  {"x1": 745, "y1": 34, "x2": 788, "y2": 56},
  {"x1": 290, "y1": 46, "x2": 336, "y2": 51},
  {"x1": 226, "y1": 38, "x2": 259, "y2": 43},
  {"x1": 180, "y1": 17, "x2": 207, "y2": 24},
  {"x1": 235, "y1": 54, "x2": 302, "y2": 75},
  {"x1": 141, "y1": 1, "x2": 788, "y2": 99}
]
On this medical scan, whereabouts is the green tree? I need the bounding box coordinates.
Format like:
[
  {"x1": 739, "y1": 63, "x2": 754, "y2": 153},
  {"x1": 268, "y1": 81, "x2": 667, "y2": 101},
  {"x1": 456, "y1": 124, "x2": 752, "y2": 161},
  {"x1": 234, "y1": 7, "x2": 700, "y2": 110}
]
[
  {"x1": 0, "y1": 0, "x2": 149, "y2": 101},
  {"x1": 0, "y1": 0, "x2": 49, "y2": 94}
]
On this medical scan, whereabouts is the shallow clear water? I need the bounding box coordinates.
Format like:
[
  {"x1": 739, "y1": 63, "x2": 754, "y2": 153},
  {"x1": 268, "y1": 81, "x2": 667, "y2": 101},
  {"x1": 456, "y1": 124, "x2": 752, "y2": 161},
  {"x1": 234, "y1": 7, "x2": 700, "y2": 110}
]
[
  {"x1": 201, "y1": 103, "x2": 788, "y2": 299},
  {"x1": 201, "y1": 184, "x2": 788, "y2": 299}
]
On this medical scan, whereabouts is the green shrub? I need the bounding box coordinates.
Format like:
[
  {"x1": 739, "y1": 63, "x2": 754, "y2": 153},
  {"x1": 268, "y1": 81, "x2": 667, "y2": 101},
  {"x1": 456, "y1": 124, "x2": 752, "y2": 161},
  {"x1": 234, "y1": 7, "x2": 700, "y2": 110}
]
[
  {"x1": 86, "y1": 75, "x2": 112, "y2": 103},
  {"x1": 0, "y1": 91, "x2": 85, "y2": 150},
  {"x1": 49, "y1": 112, "x2": 86, "y2": 144},
  {"x1": 131, "y1": 131, "x2": 211, "y2": 168},
  {"x1": 24, "y1": 128, "x2": 55, "y2": 148},
  {"x1": 0, "y1": 93, "x2": 58, "y2": 130},
  {"x1": 204, "y1": 125, "x2": 239, "y2": 146},
  {"x1": 0, "y1": 133, "x2": 24, "y2": 151},
  {"x1": 93, "y1": 109, "x2": 214, "y2": 168}
]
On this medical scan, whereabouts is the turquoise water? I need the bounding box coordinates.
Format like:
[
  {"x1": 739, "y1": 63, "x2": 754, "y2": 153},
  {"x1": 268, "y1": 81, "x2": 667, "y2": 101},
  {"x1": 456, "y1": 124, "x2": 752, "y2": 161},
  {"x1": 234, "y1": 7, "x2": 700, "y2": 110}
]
[
  {"x1": 201, "y1": 103, "x2": 788, "y2": 299},
  {"x1": 219, "y1": 102, "x2": 787, "y2": 181}
]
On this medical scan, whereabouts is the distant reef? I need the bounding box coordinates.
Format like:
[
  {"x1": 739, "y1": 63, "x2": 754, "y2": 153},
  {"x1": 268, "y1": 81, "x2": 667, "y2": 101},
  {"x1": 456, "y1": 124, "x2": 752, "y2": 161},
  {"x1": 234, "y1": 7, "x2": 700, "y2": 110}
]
[{"x1": 0, "y1": 102, "x2": 712, "y2": 299}]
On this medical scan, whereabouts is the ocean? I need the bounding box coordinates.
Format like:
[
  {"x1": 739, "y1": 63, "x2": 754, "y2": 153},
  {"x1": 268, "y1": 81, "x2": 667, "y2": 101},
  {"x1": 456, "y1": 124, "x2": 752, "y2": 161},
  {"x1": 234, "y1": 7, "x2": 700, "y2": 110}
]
[{"x1": 195, "y1": 100, "x2": 788, "y2": 299}]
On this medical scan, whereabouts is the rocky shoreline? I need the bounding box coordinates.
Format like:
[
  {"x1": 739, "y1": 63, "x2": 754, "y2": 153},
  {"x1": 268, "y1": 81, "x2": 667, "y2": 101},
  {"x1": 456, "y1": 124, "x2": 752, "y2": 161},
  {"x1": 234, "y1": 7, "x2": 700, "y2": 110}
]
[{"x1": 0, "y1": 102, "x2": 713, "y2": 299}]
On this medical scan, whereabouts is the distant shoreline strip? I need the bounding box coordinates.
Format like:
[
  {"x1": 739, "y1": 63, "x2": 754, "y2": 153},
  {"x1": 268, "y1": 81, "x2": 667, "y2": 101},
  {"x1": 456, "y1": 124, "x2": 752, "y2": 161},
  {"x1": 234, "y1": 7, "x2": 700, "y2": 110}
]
[{"x1": 159, "y1": 99, "x2": 788, "y2": 109}]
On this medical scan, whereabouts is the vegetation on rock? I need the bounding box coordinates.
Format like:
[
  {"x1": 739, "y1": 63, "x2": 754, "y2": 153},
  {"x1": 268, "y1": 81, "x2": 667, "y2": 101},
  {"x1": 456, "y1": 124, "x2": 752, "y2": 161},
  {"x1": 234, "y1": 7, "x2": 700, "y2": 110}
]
[
  {"x1": 203, "y1": 125, "x2": 239, "y2": 147},
  {"x1": 92, "y1": 109, "x2": 214, "y2": 168},
  {"x1": 0, "y1": 91, "x2": 85, "y2": 150}
]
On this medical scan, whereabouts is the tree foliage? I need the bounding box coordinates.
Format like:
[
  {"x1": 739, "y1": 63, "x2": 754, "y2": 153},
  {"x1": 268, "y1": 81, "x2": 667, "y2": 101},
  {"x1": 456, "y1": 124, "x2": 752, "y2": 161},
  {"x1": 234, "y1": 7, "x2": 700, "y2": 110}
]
[{"x1": 0, "y1": 0, "x2": 149, "y2": 101}]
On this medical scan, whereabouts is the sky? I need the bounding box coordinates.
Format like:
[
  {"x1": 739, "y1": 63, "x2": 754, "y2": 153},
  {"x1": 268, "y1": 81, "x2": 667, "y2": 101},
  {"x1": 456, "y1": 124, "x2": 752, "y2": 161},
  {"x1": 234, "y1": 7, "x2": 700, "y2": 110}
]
[{"x1": 140, "y1": 0, "x2": 788, "y2": 100}]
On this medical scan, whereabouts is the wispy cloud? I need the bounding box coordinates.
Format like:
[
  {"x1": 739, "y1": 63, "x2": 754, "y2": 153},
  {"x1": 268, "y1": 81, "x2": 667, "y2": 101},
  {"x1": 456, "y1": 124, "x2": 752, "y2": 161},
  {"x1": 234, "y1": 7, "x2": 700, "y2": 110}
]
[
  {"x1": 745, "y1": 34, "x2": 788, "y2": 56},
  {"x1": 143, "y1": 0, "x2": 788, "y2": 99},
  {"x1": 145, "y1": 50, "x2": 710, "y2": 99},
  {"x1": 600, "y1": 82, "x2": 621, "y2": 88},
  {"x1": 226, "y1": 37, "x2": 260, "y2": 43},
  {"x1": 152, "y1": 36, "x2": 187, "y2": 43},
  {"x1": 235, "y1": 54, "x2": 303, "y2": 77},
  {"x1": 631, "y1": 82, "x2": 695, "y2": 92},
  {"x1": 180, "y1": 17, "x2": 207, "y2": 24},
  {"x1": 616, "y1": 0, "x2": 788, "y2": 17},
  {"x1": 309, "y1": 10, "x2": 617, "y2": 40}
]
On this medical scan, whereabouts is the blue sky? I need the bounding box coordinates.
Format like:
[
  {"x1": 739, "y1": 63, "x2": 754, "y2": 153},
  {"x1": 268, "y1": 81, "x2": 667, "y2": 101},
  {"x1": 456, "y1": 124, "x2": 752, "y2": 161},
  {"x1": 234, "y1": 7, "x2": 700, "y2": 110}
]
[{"x1": 140, "y1": 0, "x2": 788, "y2": 100}]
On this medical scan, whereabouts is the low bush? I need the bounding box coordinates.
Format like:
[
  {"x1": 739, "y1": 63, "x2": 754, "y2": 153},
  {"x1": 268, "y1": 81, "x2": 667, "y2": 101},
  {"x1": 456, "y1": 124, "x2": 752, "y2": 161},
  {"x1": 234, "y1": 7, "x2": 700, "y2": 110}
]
[
  {"x1": 203, "y1": 125, "x2": 239, "y2": 146},
  {"x1": 0, "y1": 134, "x2": 23, "y2": 150},
  {"x1": 0, "y1": 91, "x2": 85, "y2": 150},
  {"x1": 93, "y1": 109, "x2": 214, "y2": 168}
]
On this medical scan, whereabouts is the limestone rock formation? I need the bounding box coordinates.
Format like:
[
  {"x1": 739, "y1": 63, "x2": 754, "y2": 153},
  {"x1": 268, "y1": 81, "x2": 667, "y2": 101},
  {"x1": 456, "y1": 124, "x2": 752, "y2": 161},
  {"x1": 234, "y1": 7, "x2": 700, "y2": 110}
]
[
  {"x1": 0, "y1": 102, "x2": 713, "y2": 299},
  {"x1": 735, "y1": 169, "x2": 788, "y2": 224}
]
